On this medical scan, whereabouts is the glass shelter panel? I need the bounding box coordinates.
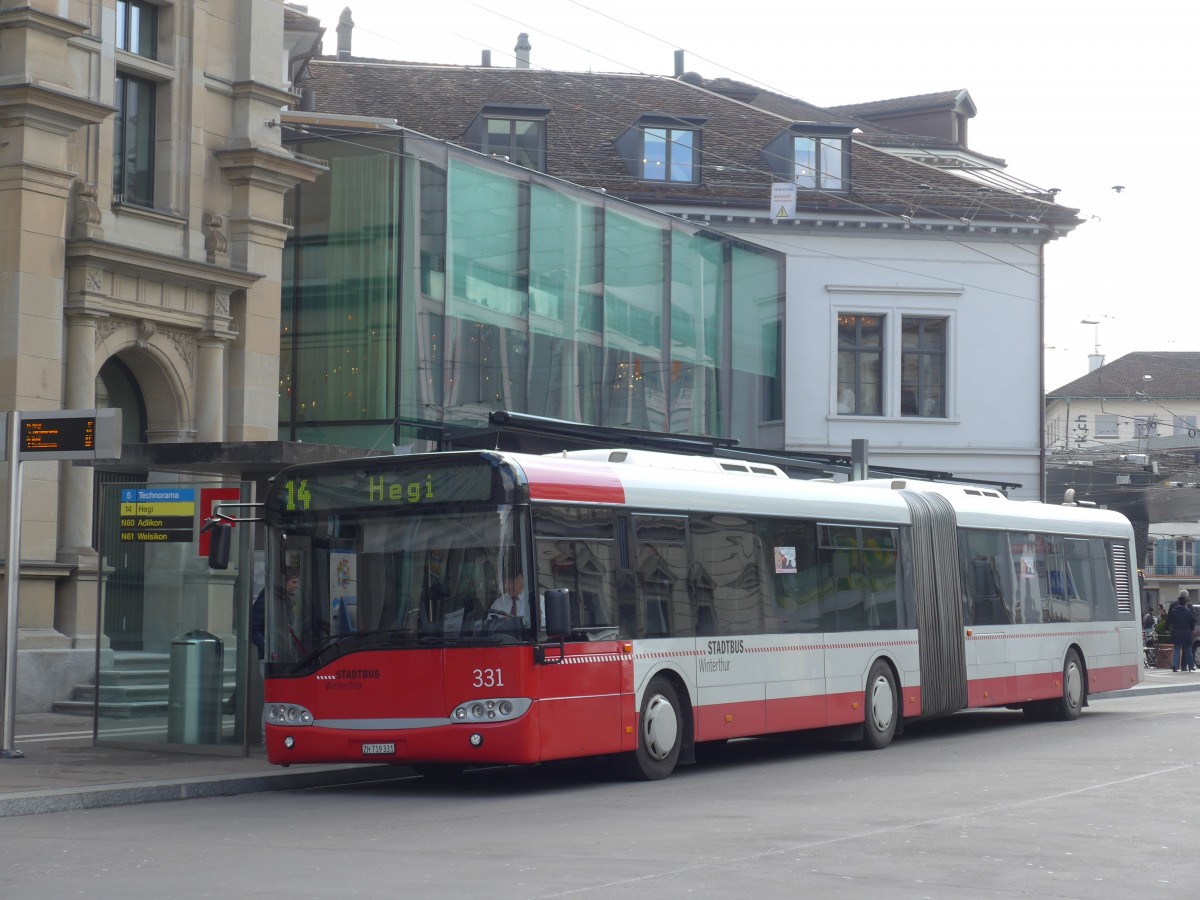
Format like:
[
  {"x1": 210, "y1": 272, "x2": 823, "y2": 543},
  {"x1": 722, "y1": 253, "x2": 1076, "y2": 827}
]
[{"x1": 96, "y1": 480, "x2": 254, "y2": 753}]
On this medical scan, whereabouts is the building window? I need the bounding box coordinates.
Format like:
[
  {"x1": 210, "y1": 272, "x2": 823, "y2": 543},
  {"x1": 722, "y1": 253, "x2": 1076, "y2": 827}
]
[
  {"x1": 900, "y1": 317, "x2": 945, "y2": 418},
  {"x1": 1134, "y1": 416, "x2": 1159, "y2": 439},
  {"x1": 113, "y1": 73, "x2": 156, "y2": 207},
  {"x1": 1095, "y1": 414, "x2": 1118, "y2": 438},
  {"x1": 117, "y1": 0, "x2": 158, "y2": 59},
  {"x1": 483, "y1": 118, "x2": 545, "y2": 172},
  {"x1": 642, "y1": 127, "x2": 696, "y2": 182},
  {"x1": 794, "y1": 136, "x2": 845, "y2": 191},
  {"x1": 836, "y1": 314, "x2": 882, "y2": 416},
  {"x1": 1175, "y1": 540, "x2": 1195, "y2": 571},
  {"x1": 1174, "y1": 415, "x2": 1197, "y2": 436}
]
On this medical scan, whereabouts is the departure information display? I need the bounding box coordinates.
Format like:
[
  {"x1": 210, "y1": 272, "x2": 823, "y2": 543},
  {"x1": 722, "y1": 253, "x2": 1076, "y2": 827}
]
[{"x1": 20, "y1": 416, "x2": 95, "y2": 453}]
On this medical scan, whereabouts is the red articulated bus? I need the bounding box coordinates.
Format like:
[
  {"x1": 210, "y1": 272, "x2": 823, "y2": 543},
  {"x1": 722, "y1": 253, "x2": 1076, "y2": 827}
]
[{"x1": 242, "y1": 448, "x2": 1140, "y2": 780}]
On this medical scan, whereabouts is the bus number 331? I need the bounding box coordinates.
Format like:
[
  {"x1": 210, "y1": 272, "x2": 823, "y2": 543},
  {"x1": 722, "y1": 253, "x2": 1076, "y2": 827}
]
[{"x1": 473, "y1": 668, "x2": 504, "y2": 688}]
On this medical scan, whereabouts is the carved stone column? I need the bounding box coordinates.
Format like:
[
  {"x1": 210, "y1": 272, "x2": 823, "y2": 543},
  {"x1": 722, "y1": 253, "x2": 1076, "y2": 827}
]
[{"x1": 55, "y1": 309, "x2": 103, "y2": 647}]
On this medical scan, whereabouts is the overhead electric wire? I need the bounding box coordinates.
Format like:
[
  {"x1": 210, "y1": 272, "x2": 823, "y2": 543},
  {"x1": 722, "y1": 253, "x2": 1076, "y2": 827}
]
[{"x1": 303, "y1": 55, "x2": 1053, "y2": 293}]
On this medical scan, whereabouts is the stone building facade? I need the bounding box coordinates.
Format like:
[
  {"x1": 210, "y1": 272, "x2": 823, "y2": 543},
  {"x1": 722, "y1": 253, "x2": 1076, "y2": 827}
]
[{"x1": 0, "y1": 0, "x2": 323, "y2": 709}]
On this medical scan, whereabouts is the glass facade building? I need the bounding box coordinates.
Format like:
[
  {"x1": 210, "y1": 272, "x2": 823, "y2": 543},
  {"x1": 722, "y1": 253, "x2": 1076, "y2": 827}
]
[{"x1": 281, "y1": 130, "x2": 784, "y2": 450}]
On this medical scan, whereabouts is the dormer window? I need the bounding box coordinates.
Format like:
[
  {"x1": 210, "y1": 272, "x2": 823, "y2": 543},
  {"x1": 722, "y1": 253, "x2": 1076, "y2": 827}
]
[
  {"x1": 484, "y1": 117, "x2": 545, "y2": 171},
  {"x1": 642, "y1": 127, "x2": 696, "y2": 182},
  {"x1": 763, "y1": 124, "x2": 854, "y2": 192},
  {"x1": 615, "y1": 115, "x2": 706, "y2": 185},
  {"x1": 794, "y1": 136, "x2": 844, "y2": 190},
  {"x1": 465, "y1": 104, "x2": 550, "y2": 173}
]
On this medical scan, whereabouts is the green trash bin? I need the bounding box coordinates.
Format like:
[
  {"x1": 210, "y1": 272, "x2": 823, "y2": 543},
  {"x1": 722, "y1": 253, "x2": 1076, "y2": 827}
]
[{"x1": 167, "y1": 630, "x2": 223, "y2": 744}]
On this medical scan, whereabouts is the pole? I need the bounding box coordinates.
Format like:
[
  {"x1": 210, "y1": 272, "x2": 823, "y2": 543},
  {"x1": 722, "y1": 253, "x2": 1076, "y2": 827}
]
[
  {"x1": 1, "y1": 411, "x2": 23, "y2": 757},
  {"x1": 850, "y1": 438, "x2": 869, "y2": 482}
]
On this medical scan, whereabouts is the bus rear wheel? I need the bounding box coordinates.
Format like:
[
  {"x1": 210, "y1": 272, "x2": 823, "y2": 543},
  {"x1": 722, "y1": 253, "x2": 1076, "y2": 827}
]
[
  {"x1": 1052, "y1": 649, "x2": 1085, "y2": 721},
  {"x1": 862, "y1": 660, "x2": 898, "y2": 750},
  {"x1": 623, "y1": 677, "x2": 683, "y2": 780}
]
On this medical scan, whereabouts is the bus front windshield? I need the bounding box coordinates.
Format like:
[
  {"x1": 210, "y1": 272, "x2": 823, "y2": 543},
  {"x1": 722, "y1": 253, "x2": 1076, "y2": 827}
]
[{"x1": 262, "y1": 506, "x2": 531, "y2": 670}]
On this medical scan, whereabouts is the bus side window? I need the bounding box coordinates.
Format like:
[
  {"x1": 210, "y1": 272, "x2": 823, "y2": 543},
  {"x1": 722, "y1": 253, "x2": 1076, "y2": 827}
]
[{"x1": 617, "y1": 572, "x2": 636, "y2": 639}]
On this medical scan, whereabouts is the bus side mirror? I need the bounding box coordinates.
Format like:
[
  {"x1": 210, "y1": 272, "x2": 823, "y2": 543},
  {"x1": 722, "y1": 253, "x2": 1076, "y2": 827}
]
[
  {"x1": 544, "y1": 589, "x2": 570, "y2": 639},
  {"x1": 202, "y1": 518, "x2": 232, "y2": 570}
]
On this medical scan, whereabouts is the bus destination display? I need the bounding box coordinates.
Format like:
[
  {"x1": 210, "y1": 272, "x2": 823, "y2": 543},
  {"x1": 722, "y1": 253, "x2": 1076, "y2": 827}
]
[
  {"x1": 274, "y1": 461, "x2": 496, "y2": 515},
  {"x1": 21, "y1": 416, "x2": 95, "y2": 453}
]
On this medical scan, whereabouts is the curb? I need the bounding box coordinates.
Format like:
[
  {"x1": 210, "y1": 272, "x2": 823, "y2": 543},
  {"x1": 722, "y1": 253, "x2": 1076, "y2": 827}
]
[
  {"x1": 0, "y1": 763, "x2": 408, "y2": 819},
  {"x1": 1092, "y1": 683, "x2": 1200, "y2": 700}
]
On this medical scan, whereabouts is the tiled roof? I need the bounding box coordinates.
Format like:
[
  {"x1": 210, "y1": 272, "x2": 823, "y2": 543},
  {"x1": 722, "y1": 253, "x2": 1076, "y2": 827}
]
[
  {"x1": 695, "y1": 79, "x2": 1008, "y2": 169},
  {"x1": 301, "y1": 60, "x2": 1078, "y2": 228},
  {"x1": 1048, "y1": 352, "x2": 1200, "y2": 398}
]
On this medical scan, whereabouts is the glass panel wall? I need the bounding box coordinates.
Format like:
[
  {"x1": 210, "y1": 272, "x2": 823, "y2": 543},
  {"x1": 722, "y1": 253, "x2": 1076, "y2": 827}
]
[
  {"x1": 527, "y1": 184, "x2": 604, "y2": 423},
  {"x1": 282, "y1": 134, "x2": 403, "y2": 448},
  {"x1": 670, "y1": 230, "x2": 722, "y2": 435},
  {"x1": 730, "y1": 246, "x2": 785, "y2": 440},
  {"x1": 603, "y1": 211, "x2": 665, "y2": 429},
  {"x1": 282, "y1": 131, "x2": 784, "y2": 448}
]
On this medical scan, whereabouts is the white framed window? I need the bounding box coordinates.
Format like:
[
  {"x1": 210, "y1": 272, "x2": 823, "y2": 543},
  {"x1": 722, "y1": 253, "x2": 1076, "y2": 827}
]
[
  {"x1": 835, "y1": 313, "x2": 883, "y2": 416},
  {"x1": 1134, "y1": 416, "x2": 1159, "y2": 439},
  {"x1": 900, "y1": 317, "x2": 946, "y2": 418},
  {"x1": 1095, "y1": 414, "x2": 1119, "y2": 438},
  {"x1": 1175, "y1": 540, "x2": 1195, "y2": 570}
]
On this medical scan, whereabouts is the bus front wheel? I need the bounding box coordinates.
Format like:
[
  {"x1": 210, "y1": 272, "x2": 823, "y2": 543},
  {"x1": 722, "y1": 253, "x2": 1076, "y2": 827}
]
[
  {"x1": 624, "y1": 677, "x2": 683, "y2": 780},
  {"x1": 862, "y1": 660, "x2": 898, "y2": 750}
]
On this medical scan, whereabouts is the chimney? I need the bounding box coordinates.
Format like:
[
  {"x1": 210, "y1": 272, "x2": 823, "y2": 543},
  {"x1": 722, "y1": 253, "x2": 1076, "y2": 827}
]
[
  {"x1": 336, "y1": 7, "x2": 354, "y2": 61},
  {"x1": 481, "y1": 49, "x2": 491, "y2": 67},
  {"x1": 515, "y1": 32, "x2": 531, "y2": 69},
  {"x1": 1088, "y1": 353, "x2": 1105, "y2": 372},
  {"x1": 674, "y1": 50, "x2": 685, "y2": 77},
  {"x1": 300, "y1": 88, "x2": 316, "y2": 112}
]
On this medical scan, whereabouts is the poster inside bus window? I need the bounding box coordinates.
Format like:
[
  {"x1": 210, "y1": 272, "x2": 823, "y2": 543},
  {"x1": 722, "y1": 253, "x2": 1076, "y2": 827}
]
[
  {"x1": 273, "y1": 459, "x2": 497, "y2": 514},
  {"x1": 774, "y1": 546, "x2": 797, "y2": 574},
  {"x1": 329, "y1": 551, "x2": 358, "y2": 633}
]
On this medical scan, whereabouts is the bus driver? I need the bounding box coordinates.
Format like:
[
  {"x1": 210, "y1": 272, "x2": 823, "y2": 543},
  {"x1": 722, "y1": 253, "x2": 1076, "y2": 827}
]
[{"x1": 489, "y1": 572, "x2": 528, "y2": 623}]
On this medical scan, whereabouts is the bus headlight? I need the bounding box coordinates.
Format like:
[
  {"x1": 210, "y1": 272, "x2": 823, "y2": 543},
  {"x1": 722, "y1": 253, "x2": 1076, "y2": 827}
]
[
  {"x1": 265, "y1": 703, "x2": 314, "y2": 726},
  {"x1": 449, "y1": 697, "x2": 532, "y2": 724}
]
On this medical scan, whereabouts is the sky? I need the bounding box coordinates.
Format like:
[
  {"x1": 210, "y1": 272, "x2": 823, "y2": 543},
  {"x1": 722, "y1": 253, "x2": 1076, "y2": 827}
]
[{"x1": 295, "y1": 0, "x2": 1197, "y2": 392}]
